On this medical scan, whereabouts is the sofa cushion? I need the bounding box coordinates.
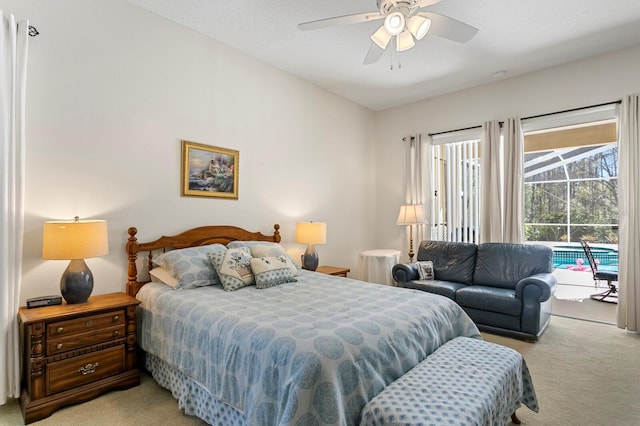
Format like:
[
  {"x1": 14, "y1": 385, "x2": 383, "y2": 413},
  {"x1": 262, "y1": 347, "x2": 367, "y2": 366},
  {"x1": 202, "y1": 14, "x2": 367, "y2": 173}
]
[
  {"x1": 417, "y1": 241, "x2": 477, "y2": 285},
  {"x1": 398, "y1": 280, "x2": 468, "y2": 301},
  {"x1": 473, "y1": 243, "x2": 553, "y2": 289},
  {"x1": 456, "y1": 286, "x2": 522, "y2": 316}
]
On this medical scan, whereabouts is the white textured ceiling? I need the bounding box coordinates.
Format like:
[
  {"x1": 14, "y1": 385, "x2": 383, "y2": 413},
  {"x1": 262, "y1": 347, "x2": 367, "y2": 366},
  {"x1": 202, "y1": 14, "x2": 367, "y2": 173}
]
[{"x1": 128, "y1": 0, "x2": 640, "y2": 111}]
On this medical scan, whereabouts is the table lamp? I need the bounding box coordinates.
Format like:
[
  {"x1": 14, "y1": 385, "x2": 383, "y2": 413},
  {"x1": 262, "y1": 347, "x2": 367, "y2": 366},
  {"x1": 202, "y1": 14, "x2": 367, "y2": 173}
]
[
  {"x1": 295, "y1": 221, "x2": 326, "y2": 271},
  {"x1": 396, "y1": 205, "x2": 425, "y2": 262},
  {"x1": 42, "y1": 216, "x2": 109, "y2": 304}
]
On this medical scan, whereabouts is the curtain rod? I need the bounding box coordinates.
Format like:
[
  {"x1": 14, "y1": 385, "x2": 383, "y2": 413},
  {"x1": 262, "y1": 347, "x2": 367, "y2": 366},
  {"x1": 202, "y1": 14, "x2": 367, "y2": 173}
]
[
  {"x1": 426, "y1": 100, "x2": 621, "y2": 137},
  {"x1": 428, "y1": 125, "x2": 482, "y2": 137},
  {"x1": 518, "y1": 100, "x2": 621, "y2": 122}
]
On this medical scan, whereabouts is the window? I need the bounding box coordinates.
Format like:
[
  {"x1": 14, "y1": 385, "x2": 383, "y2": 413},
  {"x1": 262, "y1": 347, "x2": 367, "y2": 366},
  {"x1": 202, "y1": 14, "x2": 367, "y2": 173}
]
[
  {"x1": 430, "y1": 129, "x2": 481, "y2": 243},
  {"x1": 427, "y1": 102, "x2": 618, "y2": 245},
  {"x1": 523, "y1": 120, "x2": 618, "y2": 243}
]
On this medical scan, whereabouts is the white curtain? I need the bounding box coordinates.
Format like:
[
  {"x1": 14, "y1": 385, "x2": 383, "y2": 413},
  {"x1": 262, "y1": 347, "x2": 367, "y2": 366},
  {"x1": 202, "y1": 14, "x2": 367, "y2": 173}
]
[
  {"x1": 502, "y1": 117, "x2": 524, "y2": 243},
  {"x1": 616, "y1": 93, "x2": 640, "y2": 331},
  {"x1": 1, "y1": 11, "x2": 29, "y2": 404},
  {"x1": 480, "y1": 121, "x2": 503, "y2": 243},
  {"x1": 402, "y1": 134, "x2": 430, "y2": 245}
]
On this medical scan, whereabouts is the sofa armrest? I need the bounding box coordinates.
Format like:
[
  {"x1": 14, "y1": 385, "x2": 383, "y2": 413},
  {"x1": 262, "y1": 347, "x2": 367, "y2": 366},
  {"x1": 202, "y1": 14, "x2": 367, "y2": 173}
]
[
  {"x1": 515, "y1": 273, "x2": 557, "y2": 302},
  {"x1": 392, "y1": 263, "x2": 419, "y2": 283}
]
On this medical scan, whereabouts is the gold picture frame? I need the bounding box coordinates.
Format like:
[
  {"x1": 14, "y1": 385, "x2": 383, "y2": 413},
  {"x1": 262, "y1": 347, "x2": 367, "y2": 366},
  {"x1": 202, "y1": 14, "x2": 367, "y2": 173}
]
[{"x1": 181, "y1": 140, "x2": 239, "y2": 199}]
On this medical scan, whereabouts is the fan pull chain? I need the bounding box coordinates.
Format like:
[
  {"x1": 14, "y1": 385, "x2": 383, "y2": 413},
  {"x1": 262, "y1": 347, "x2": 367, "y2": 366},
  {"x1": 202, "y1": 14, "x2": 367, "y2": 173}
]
[{"x1": 390, "y1": 50, "x2": 402, "y2": 71}]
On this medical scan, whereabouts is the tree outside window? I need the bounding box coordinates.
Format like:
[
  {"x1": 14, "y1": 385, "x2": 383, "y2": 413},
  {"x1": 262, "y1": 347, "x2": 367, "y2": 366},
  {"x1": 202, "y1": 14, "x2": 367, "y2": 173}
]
[{"x1": 524, "y1": 144, "x2": 618, "y2": 244}]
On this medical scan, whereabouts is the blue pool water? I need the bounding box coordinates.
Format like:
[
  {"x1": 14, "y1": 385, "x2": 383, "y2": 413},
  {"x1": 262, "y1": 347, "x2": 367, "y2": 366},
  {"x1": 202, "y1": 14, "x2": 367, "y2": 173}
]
[{"x1": 552, "y1": 245, "x2": 618, "y2": 270}]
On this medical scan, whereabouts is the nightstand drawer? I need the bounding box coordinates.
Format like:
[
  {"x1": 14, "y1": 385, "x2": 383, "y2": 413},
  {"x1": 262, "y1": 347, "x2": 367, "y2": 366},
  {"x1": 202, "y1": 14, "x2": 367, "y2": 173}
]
[
  {"x1": 46, "y1": 345, "x2": 125, "y2": 395},
  {"x1": 47, "y1": 310, "x2": 125, "y2": 338},
  {"x1": 47, "y1": 324, "x2": 125, "y2": 355}
]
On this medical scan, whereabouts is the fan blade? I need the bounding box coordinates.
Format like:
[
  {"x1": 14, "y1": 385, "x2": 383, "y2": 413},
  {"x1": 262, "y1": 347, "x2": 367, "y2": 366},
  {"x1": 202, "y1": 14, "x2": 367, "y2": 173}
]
[
  {"x1": 363, "y1": 41, "x2": 386, "y2": 65},
  {"x1": 415, "y1": 0, "x2": 444, "y2": 9},
  {"x1": 418, "y1": 12, "x2": 478, "y2": 43},
  {"x1": 299, "y1": 12, "x2": 384, "y2": 31}
]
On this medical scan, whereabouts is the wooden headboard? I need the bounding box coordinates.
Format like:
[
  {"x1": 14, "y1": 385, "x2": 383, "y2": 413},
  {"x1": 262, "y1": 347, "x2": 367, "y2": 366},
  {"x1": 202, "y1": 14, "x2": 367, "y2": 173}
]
[{"x1": 126, "y1": 224, "x2": 281, "y2": 297}]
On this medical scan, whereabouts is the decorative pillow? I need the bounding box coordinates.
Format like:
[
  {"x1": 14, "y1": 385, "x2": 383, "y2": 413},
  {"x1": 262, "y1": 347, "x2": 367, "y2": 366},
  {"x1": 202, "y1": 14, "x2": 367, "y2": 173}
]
[
  {"x1": 152, "y1": 244, "x2": 226, "y2": 289},
  {"x1": 149, "y1": 267, "x2": 179, "y2": 288},
  {"x1": 227, "y1": 241, "x2": 300, "y2": 275},
  {"x1": 241, "y1": 243, "x2": 299, "y2": 276},
  {"x1": 250, "y1": 256, "x2": 298, "y2": 289},
  {"x1": 207, "y1": 247, "x2": 255, "y2": 291},
  {"x1": 417, "y1": 260, "x2": 435, "y2": 280}
]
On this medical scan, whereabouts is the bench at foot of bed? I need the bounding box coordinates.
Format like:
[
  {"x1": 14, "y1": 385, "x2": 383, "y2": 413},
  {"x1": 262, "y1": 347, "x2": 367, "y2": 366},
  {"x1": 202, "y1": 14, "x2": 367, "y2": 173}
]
[{"x1": 360, "y1": 336, "x2": 539, "y2": 426}]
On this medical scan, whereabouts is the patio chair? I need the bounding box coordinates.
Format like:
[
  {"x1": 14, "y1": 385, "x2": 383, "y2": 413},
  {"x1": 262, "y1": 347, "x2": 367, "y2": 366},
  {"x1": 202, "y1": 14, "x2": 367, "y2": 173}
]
[{"x1": 580, "y1": 240, "x2": 618, "y2": 303}]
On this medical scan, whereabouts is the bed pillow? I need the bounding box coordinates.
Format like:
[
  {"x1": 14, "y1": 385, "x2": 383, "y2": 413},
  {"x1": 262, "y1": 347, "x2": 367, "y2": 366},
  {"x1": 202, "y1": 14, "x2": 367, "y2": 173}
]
[
  {"x1": 149, "y1": 267, "x2": 179, "y2": 288},
  {"x1": 417, "y1": 260, "x2": 435, "y2": 280},
  {"x1": 250, "y1": 256, "x2": 298, "y2": 289},
  {"x1": 243, "y1": 243, "x2": 298, "y2": 276},
  {"x1": 227, "y1": 241, "x2": 300, "y2": 272},
  {"x1": 152, "y1": 243, "x2": 226, "y2": 289},
  {"x1": 207, "y1": 247, "x2": 255, "y2": 291}
]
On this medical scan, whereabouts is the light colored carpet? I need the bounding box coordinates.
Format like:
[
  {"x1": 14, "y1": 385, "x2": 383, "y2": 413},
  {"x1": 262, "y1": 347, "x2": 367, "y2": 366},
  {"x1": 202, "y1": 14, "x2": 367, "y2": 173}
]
[
  {"x1": 1, "y1": 316, "x2": 639, "y2": 425},
  {"x1": 483, "y1": 318, "x2": 640, "y2": 425},
  {"x1": 0, "y1": 371, "x2": 206, "y2": 426}
]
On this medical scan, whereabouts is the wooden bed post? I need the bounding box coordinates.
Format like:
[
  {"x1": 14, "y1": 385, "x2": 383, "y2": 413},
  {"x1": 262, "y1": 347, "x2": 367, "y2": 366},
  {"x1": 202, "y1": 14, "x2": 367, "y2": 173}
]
[
  {"x1": 273, "y1": 224, "x2": 281, "y2": 243},
  {"x1": 126, "y1": 227, "x2": 139, "y2": 297}
]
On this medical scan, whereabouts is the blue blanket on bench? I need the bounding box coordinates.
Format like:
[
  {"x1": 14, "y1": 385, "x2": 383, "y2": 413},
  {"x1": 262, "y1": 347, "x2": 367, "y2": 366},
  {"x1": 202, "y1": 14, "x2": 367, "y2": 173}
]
[{"x1": 360, "y1": 336, "x2": 538, "y2": 425}]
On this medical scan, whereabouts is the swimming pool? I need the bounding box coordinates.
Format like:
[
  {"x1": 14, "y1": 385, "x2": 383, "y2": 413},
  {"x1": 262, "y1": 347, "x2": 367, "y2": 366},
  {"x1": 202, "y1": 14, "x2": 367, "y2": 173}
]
[{"x1": 552, "y1": 245, "x2": 618, "y2": 270}]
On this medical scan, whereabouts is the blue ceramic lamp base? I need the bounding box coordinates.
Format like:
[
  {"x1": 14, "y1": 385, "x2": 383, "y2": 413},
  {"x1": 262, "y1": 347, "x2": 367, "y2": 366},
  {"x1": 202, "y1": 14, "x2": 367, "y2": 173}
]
[
  {"x1": 60, "y1": 259, "x2": 94, "y2": 304},
  {"x1": 301, "y1": 244, "x2": 319, "y2": 271}
]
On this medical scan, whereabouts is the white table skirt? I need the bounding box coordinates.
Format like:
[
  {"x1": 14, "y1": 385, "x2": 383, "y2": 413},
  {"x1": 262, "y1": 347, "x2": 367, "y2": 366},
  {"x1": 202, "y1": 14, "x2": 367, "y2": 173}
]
[{"x1": 356, "y1": 249, "x2": 401, "y2": 286}]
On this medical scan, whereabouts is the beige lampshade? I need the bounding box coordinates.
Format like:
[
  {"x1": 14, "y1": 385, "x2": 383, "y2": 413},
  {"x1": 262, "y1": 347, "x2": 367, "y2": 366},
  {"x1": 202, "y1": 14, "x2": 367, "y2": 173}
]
[
  {"x1": 295, "y1": 222, "x2": 327, "y2": 245},
  {"x1": 371, "y1": 26, "x2": 392, "y2": 49},
  {"x1": 396, "y1": 205, "x2": 426, "y2": 225},
  {"x1": 396, "y1": 30, "x2": 415, "y2": 52},
  {"x1": 408, "y1": 15, "x2": 431, "y2": 40},
  {"x1": 384, "y1": 11, "x2": 405, "y2": 35},
  {"x1": 43, "y1": 218, "x2": 109, "y2": 260}
]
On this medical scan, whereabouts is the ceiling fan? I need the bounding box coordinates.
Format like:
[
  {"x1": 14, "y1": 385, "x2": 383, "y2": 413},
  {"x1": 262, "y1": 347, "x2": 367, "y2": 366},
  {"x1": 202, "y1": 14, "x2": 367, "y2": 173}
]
[{"x1": 298, "y1": 0, "x2": 478, "y2": 65}]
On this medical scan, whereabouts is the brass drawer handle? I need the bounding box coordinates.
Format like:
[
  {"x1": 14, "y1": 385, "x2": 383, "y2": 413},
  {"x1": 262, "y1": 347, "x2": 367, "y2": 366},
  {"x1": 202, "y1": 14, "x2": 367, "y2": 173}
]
[
  {"x1": 57, "y1": 327, "x2": 64, "y2": 334},
  {"x1": 113, "y1": 315, "x2": 119, "y2": 322},
  {"x1": 78, "y1": 362, "x2": 99, "y2": 375},
  {"x1": 56, "y1": 343, "x2": 63, "y2": 350},
  {"x1": 113, "y1": 330, "x2": 120, "y2": 337}
]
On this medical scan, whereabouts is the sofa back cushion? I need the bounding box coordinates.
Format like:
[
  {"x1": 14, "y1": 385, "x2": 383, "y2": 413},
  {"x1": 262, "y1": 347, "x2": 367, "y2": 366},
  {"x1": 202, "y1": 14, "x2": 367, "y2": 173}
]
[
  {"x1": 417, "y1": 241, "x2": 477, "y2": 285},
  {"x1": 473, "y1": 243, "x2": 553, "y2": 289}
]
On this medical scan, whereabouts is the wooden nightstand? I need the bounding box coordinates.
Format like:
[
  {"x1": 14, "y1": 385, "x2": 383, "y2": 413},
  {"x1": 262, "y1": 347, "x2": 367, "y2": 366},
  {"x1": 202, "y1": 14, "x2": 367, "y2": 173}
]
[
  {"x1": 18, "y1": 292, "x2": 140, "y2": 424},
  {"x1": 316, "y1": 265, "x2": 350, "y2": 277}
]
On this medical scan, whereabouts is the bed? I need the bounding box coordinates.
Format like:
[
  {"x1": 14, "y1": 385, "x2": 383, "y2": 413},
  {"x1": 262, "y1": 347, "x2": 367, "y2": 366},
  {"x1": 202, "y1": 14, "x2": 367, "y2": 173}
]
[{"x1": 126, "y1": 224, "x2": 482, "y2": 425}]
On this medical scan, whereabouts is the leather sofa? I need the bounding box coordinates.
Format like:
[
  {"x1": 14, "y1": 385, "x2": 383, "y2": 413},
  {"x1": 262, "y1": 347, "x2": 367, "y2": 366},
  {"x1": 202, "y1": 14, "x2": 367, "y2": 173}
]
[{"x1": 392, "y1": 241, "x2": 557, "y2": 341}]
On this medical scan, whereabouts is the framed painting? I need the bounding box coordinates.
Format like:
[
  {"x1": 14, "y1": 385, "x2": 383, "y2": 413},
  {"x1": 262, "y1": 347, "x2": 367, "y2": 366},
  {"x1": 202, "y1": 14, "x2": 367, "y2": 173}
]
[{"x1": 181, "y1": 140, "x2": 239, "y2": 199}]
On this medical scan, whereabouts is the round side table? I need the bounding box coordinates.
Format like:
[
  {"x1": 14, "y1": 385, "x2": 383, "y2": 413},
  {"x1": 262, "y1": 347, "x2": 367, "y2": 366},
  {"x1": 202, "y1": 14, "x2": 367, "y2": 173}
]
[{"x1": 356, "y1": 249, "x2": 402, "y2": 286}]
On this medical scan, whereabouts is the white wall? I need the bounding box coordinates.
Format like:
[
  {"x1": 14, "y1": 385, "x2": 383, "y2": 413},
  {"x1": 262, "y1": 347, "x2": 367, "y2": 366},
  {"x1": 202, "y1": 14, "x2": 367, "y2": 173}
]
[
  {"x1": 7, "y1": 0, "x2": 640, "y2": 303},
  {"x1": 374, "y1": 45, "x2": 640, "y2": 260},
  {"x1": 6, "y1": 0, "x2": 377, "y2": 303}
]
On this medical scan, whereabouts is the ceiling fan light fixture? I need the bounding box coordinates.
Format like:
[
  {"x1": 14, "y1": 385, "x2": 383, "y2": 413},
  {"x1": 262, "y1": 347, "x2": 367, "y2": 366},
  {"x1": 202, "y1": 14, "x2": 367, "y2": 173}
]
[
  {"x1": 408, "y1": 15, "x2": 431, "y2": 40},
  {"x1": 371, "y1": 26, "x2": 392, "y2": 49},
  {"x1": 384, "y1": 11, "x2": 405, "y2": 35},
  {"x1": 396, "y1": 30, "x2": 415, "y2": 51}
]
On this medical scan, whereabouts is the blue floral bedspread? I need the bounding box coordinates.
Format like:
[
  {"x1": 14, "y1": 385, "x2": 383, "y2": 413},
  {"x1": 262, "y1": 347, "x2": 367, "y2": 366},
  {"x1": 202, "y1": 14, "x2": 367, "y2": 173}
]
[{"x1": 137, "y1": 271, "x2": 481, "y2": 425}]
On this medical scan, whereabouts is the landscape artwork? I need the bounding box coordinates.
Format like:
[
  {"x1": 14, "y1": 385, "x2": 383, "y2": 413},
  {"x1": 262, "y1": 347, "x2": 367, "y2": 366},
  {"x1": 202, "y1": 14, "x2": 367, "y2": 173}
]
[{"x1": 181, "y1": 140, "x2": 239, "y2": 199}]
